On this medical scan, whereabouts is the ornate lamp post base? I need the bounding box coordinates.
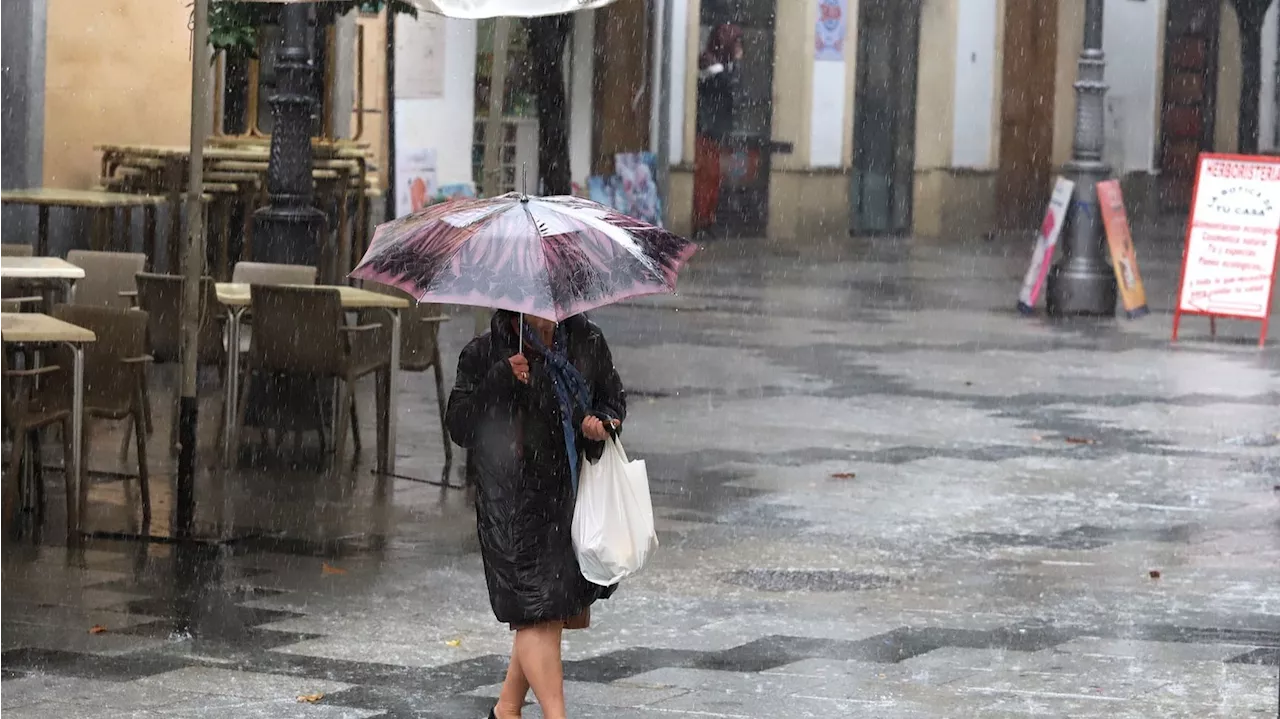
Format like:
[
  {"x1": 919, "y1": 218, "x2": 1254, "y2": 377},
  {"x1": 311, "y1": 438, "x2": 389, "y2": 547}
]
[
  {"x1": 1045, "y1": 0, "x2": 1117, "y2": 317},
  {"x1": 1046, "y1": 160, "x2": 1118, "y2": 316},
  {"x1": 253, "y1": 205, "x2": 326, "y2": 266}
]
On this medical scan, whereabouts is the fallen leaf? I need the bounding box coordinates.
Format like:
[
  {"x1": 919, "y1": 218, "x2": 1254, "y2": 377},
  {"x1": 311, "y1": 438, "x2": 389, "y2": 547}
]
[
  {"x1": 321, "y1": 563, "x2": 347, "y2": 576},
  {"x1": 963, "y1": 381, "x2": 974, "y2": 387},
  {"x1": 88, "y1": 625, "x2": 108, "y2": 635},
  {"x1": 445, "y1": 638, "x2": 462, "y2": 648},
  {"x1": 829, "y1": 472, "x2": 857, "y2": 480},
  {"x1": 1064, "y1": 437, "x2": 1098, "y2": 445},
  {"x1": 297, "y1": 692, "x2": 325, "y2": 704},
  {"x1": 1148, "y1": 570, "x2": 1161, "y2": 580}
]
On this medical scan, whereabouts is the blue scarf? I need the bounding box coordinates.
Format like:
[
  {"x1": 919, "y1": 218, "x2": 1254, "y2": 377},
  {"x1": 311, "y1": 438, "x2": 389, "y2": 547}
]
[{"x1": 522, "y1": 323, "x2": 592, "y2": 496}]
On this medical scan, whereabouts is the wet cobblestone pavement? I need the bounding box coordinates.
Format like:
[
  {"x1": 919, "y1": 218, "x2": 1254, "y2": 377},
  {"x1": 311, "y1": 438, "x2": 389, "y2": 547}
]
[{"x1": 3, "y1": 237, "x2": 1278, "y2": 717}]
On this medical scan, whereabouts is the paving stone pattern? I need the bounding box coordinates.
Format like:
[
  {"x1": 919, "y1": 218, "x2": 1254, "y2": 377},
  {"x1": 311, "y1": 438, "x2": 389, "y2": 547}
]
[{"x1": 2, "y1": 237, "x2": 1278, "y2": 717}]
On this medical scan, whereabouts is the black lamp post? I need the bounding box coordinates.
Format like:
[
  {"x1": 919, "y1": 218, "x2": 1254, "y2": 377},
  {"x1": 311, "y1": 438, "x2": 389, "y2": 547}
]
[
  {"x1": 1046, "y1": 0, "x2": 1118, "y2": 316},
  {"x1": 253, "y1": 3, "x2": 326, "y2": 265}
]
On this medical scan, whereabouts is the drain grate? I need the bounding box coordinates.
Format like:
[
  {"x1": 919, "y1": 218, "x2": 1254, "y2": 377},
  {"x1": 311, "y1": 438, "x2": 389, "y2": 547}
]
[{"x1": 720, "y1": 569, "x2": 895, "y2": 592}]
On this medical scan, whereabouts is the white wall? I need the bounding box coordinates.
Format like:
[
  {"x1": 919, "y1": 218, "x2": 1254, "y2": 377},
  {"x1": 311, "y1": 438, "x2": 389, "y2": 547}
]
[
  {"x1": 1101, "y1": 0, "x2": 1162, "y2": 173},
  {"x1": 950, "y1": 0, "x2": 997, "y2": 168},
  {"x1": 669, "y1": 0, "x2": 688, "y2": 164},
  {"x1": 393, "y1": 15, "x2": 477, "y2": 188}
]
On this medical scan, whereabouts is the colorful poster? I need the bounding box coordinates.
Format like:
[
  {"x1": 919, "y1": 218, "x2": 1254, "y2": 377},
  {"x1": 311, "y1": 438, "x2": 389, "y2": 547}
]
[
  {"x1": 614, "y1": 152, "x2": 663, "y2": 227},
  {"x1": 1097, "y1": 180, "x2": 1149, "y2": 318},
  {"x1": 814, "y1": 0, "x2": 847, "y2": 61},
  {"x1": 395, "y1": 147, "x2": 438, "y2": 217},
  {"x1": 1173, "y1": 154, "x2": 1280, "y2": 346},
  {"x1": 1017, "y1": 176, "x2": 1075, "y2": 314}
]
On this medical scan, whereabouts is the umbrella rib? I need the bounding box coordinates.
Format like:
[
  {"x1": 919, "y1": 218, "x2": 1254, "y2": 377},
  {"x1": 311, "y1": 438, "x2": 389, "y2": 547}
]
[{"x1": 521, "y1": 200, "x2": 562, "y2": 320}]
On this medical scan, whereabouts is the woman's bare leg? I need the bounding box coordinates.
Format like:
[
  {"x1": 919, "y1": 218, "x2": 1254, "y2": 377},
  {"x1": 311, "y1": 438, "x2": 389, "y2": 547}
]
[
  {"x1": 511, "y1": 622, "x2": 566, "y2": 719},
  {"x1": 494, "y1": 639, "x2": 530, "y2": 719}
]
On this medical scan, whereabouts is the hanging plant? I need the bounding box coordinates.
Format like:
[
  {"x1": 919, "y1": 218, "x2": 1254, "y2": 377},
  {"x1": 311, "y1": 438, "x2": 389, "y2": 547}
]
[
  {"x1": 202, "y1": 0, "x2": 418, "y2": 60},
  {"x1": 206, "y1": 1, "x2": 272, "y2": 59}
]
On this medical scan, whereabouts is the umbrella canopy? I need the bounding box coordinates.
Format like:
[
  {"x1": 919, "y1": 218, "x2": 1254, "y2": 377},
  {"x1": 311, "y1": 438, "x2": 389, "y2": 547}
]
[
  {"x1": 350, "y1": 193, "x2": 696, "y2": 322},
  {"x1": 422, "y1": 0, "x2": 617, "y2": 18},
  {"x1": 233, "y1": 0, "x2": 613, "y2": 16}
]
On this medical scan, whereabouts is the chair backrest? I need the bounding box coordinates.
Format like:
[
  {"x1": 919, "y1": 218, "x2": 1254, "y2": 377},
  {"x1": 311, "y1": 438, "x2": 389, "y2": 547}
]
[
  {"x1": 232, "y1": 262, "x2": 316, "y2": 286},
  {"x1": 135, "y1": 273, "x2": 183, "y2": 362},
  {"x1": 249, "y1": 285, "x2": 344, "y2": 377},
  {"x1": 359, "y1": 283, "x2": 445, "y2": 372},
  {"x1": 66, "y1": 250, "x2": 146, "y2": 310},
  {"x1": 135, "y1": 273, "x2": 227, "y2": 366},
  {"x1": 51, "y1": 304, "x2": 149, "y2": 414},
  {"x1": 1, "y1": 243, "x2": 34, "y2": 257}
]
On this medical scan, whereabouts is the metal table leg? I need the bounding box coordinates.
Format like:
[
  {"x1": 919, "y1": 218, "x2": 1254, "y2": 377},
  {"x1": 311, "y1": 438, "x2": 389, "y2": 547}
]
[
  {"x1": 222, "y1": 307, "x2": 245, "y2": 465},
  {"x1": 381, "y1": 308, "x2": 401, "y2": 474},
  {"x1": 66, "y1": 342, "x2": 84, "y2": 536}
]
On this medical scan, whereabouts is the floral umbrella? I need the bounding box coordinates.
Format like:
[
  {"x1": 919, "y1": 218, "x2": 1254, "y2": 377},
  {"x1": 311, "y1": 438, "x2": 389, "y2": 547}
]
[{"x1": 350, "y1": 193, "x2": 697, "y2": 322}]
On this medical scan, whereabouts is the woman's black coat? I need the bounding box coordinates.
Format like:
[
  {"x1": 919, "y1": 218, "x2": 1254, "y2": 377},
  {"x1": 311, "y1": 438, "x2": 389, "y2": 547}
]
[{"x1": 446, "y1": 311, "x2": 626, "y2": 626}]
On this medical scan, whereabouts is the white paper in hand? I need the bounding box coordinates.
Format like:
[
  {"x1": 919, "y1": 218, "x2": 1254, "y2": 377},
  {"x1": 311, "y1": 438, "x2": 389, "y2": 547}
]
[{"x1": 572, "y1": 438, "x2": 657, "y2": 586}]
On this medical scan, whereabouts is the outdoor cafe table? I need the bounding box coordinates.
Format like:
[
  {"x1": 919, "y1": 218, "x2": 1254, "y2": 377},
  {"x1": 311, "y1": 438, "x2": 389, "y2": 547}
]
[
  {"x1": 1, "y1": 312, "x2": 96, "y2": 537},
  {"x1": 214, "y1": 283, "x2": 410, "y2": 472},
  {"x1": 0, "y1": 256, "x2": 85, "y2": 304},
  {"x1": 0, "y1": 189, "x2": 168, "y2": 259}
]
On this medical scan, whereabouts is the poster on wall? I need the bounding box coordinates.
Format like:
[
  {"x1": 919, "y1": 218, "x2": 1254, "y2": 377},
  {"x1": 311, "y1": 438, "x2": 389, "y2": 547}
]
[
  {"x1": 395, "y1": 14, "x2": 447, "y2": 99},
  {"x1": 395, "y1": 147, "x2": 438, "y2": 217},
  {"x1": 1017, "y1": 176, "x2": 1075, "y2": 315},
  {"x1": 814, "y1": 0, "x2": 847, "y2": 61},
  {"x1": 1173, "y1": 153, "x2": 1280, "y2": 347},
  {"x1": 1096, "y1": 180, "x2": 1149, "y2": 319},
  {"x1": 614, "y1": 153, "x2": 663, "y2": 227}
]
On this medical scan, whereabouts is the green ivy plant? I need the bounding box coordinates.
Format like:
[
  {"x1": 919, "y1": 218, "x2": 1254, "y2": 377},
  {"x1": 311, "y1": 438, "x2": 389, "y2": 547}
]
[
  {"x1": 204, "y1": 0, "x2": 419, "y2": 59},
  {"x1": 207, "y1": 1, "x2": 270, "y2": 59}
]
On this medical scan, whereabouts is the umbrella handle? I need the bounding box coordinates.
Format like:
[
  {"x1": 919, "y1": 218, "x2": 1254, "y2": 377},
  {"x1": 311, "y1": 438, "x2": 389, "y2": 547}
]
[{"x1": 519, "y1": 313, "x2": 524, "y2": 355}]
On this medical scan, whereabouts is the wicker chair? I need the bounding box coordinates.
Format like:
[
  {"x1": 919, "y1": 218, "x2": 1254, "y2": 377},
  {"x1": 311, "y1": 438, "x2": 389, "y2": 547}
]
[
  {"x1": 134, "y1": 273, "x2": 228, "y2": 450},
  {"x1": 234, "y1": 285, "x2": 389, "y2": 472},
  {"x1": 359, "y1": 285, "x2": 452, "y2": 483},
  {"x1": 2, "y1": 352, "x2": 74, "y2": 536},
  {"x1": 49, "y1": 305, "x2": 153, "y2": 525}
]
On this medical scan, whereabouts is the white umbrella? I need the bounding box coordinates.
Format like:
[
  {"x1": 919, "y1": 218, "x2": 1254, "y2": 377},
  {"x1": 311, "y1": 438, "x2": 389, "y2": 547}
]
[{"x1": 424, "y1": 0, "x2": 616, "y2": 18}]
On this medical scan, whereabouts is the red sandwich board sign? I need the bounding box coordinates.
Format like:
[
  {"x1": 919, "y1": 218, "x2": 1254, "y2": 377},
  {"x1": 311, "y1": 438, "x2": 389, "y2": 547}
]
[{"x1": 1173, "y1": 153, "x2": 1280, "y2": 347}]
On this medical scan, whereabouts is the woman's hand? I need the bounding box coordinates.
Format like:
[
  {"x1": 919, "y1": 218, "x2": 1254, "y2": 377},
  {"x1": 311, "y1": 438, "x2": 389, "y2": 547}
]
[
  {"x1": 581, "y1": 416, "x2": 618, "y2": 442},
  {"x1": 508, "y1": 354, "x2": 530, "y2": 384}
]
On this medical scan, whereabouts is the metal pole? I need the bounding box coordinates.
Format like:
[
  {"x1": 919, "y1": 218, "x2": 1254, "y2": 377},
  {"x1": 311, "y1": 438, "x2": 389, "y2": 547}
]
[
  {"x1": 176, "y1": 0, "x2": 211, "y2": 538},
  {"x1": 384, "y1": 5, "x2": 397, "y2": 224},
  {"x1": 253, "y1": 3, "x2": 326, "y2": 266},
  {"x1": 1046, "y1": 0, "x2": 1117, "y2": 317},
  {"x1": 655, "y1": 0, "x2": 673, "y2": 226}
]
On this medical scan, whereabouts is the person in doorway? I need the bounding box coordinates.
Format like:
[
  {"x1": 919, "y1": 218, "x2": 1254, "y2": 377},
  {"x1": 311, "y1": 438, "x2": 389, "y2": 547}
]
[
  {"x1": 446, "y1": 310, "x2": 626, "y2": 719},
  {"x1": 694, "y1": 22, "x2": 744, "y2": 237}
]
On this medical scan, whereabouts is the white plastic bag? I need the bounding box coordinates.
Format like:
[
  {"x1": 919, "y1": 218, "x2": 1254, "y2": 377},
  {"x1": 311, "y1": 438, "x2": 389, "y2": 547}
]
[{"x1": 572, "y1": 437, "x2": 658, "y2": 586}]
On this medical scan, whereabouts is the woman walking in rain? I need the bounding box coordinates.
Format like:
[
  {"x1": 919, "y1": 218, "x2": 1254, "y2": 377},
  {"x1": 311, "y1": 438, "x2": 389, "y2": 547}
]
[
  {"x1": 447, "y1": 309, "x2": 626, "y2": 719},
  {"x1": 693, "y1": 22, "x2": 744, "y2": 237}
]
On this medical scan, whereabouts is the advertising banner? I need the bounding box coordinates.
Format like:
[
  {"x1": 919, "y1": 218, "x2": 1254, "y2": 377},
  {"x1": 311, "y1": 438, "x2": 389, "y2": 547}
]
[
  {"x1": 1096, "y1": 180, "x2": 1149, "y2": 318},
  {"x1": 1017, "y1": 176, "x2": 1075, "y2": 314},
  {"x1": 1173, "y1": 154, "x2": 1280, "y2": 347}
]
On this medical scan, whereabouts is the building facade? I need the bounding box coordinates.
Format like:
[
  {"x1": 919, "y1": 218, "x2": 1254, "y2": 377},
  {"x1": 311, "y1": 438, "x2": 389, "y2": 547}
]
[
  {"x1": 662, "y1": 0, "x2": 1280, "y2": 242},
  {"x1": 6, "y1": 0, "x2": 1280, "y2": 246}
]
